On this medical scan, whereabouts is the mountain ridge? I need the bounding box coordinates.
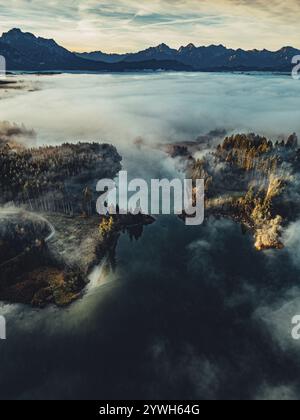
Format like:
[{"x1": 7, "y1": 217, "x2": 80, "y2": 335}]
[
  {"x1": 0, "y1": 28, "x2": 299, "y2": 72},
  {"x1": 0, "y1": 28, "x2": 191, "y2": 72},
  {"x1": 77, "y1": 42, "x2": 300, "y2": 71}
]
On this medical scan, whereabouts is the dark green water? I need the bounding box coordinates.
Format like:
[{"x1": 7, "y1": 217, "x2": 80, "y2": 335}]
[{"x1": 1, "y1": 212, "x2": 300, "y2": 400}]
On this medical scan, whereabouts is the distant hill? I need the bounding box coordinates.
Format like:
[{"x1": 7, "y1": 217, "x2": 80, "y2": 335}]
[
  {"x1": 77, "y1": 51, "x2": 127, "y2": 64},
  {"x1": 1, "y1": 28, "x2": 299, "y2": 72}
]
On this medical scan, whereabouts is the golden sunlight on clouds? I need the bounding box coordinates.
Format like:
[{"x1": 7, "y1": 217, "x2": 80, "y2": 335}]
[{"x1": 0, "y1": 0, "x2": 299, "y2": 52}]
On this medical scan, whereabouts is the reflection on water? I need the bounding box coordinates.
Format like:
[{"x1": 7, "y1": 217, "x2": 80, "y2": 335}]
[
  {"x1": 87, "y1": 222, "x2": 151, "y2": 292},
  {"x1": 87, "y1": 257, "x2": 110, "y2": 291}
]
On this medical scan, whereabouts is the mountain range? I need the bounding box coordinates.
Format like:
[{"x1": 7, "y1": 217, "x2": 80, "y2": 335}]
[{"x1": 0, "y1": 28, "x2": 299, "y2": 72}]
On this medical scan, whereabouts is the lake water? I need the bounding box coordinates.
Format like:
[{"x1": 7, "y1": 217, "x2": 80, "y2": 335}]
[{"x1": 1, "y1": 72, "x2": 300, "y2": 400}]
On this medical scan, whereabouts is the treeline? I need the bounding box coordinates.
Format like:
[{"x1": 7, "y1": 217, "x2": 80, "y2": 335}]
[{"x1": 0, "y1": 142, "x2": 121, "y2": 206}]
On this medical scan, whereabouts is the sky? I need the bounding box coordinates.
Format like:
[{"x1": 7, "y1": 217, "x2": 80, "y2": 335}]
[{"x1": 0, "y1": 0, "x2": 299, "y2": 53}]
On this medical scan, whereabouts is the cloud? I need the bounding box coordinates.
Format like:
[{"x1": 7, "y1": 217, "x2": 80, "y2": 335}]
[
  {"x1": 282, "y1": 221, "x2": 300, "y2": 269},
  {"x1": 0, "y1": 1, "x2": 299, "y2": 51},
  {"x1": 0, "y1": 120, "x2": 36, "y2": 148},
  {"x1": 255, "y1": 383, "x2": 299, "y2": 400},
  {"x1": 1, "y1": 72, "x2": 300, "y2": 151},
  {"x1": 149, "y1": 340, "x2": 220, "y2": 399}
]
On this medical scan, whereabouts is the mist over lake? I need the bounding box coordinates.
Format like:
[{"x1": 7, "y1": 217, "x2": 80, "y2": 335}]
[
  {"x1": 1, "y1": 72, "x2": 300, "y2": 400},
  {"x1": 1, "y1": 72, "x2": 300, "y2": 149}
]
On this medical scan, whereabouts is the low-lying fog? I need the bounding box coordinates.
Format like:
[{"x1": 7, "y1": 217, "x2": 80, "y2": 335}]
[{"x1": 1, "y1": 72, "x2": 300, "y2": 149}]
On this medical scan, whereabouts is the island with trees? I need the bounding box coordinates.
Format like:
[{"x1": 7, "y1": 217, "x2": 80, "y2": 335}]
[{"x1": 163, "y1": 132, "x2": 300, "y2": 251}]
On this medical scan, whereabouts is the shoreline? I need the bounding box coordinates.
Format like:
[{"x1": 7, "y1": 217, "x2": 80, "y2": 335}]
[{"x1": 0, "y1": 210, "x2": 155, "y2": 308}]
